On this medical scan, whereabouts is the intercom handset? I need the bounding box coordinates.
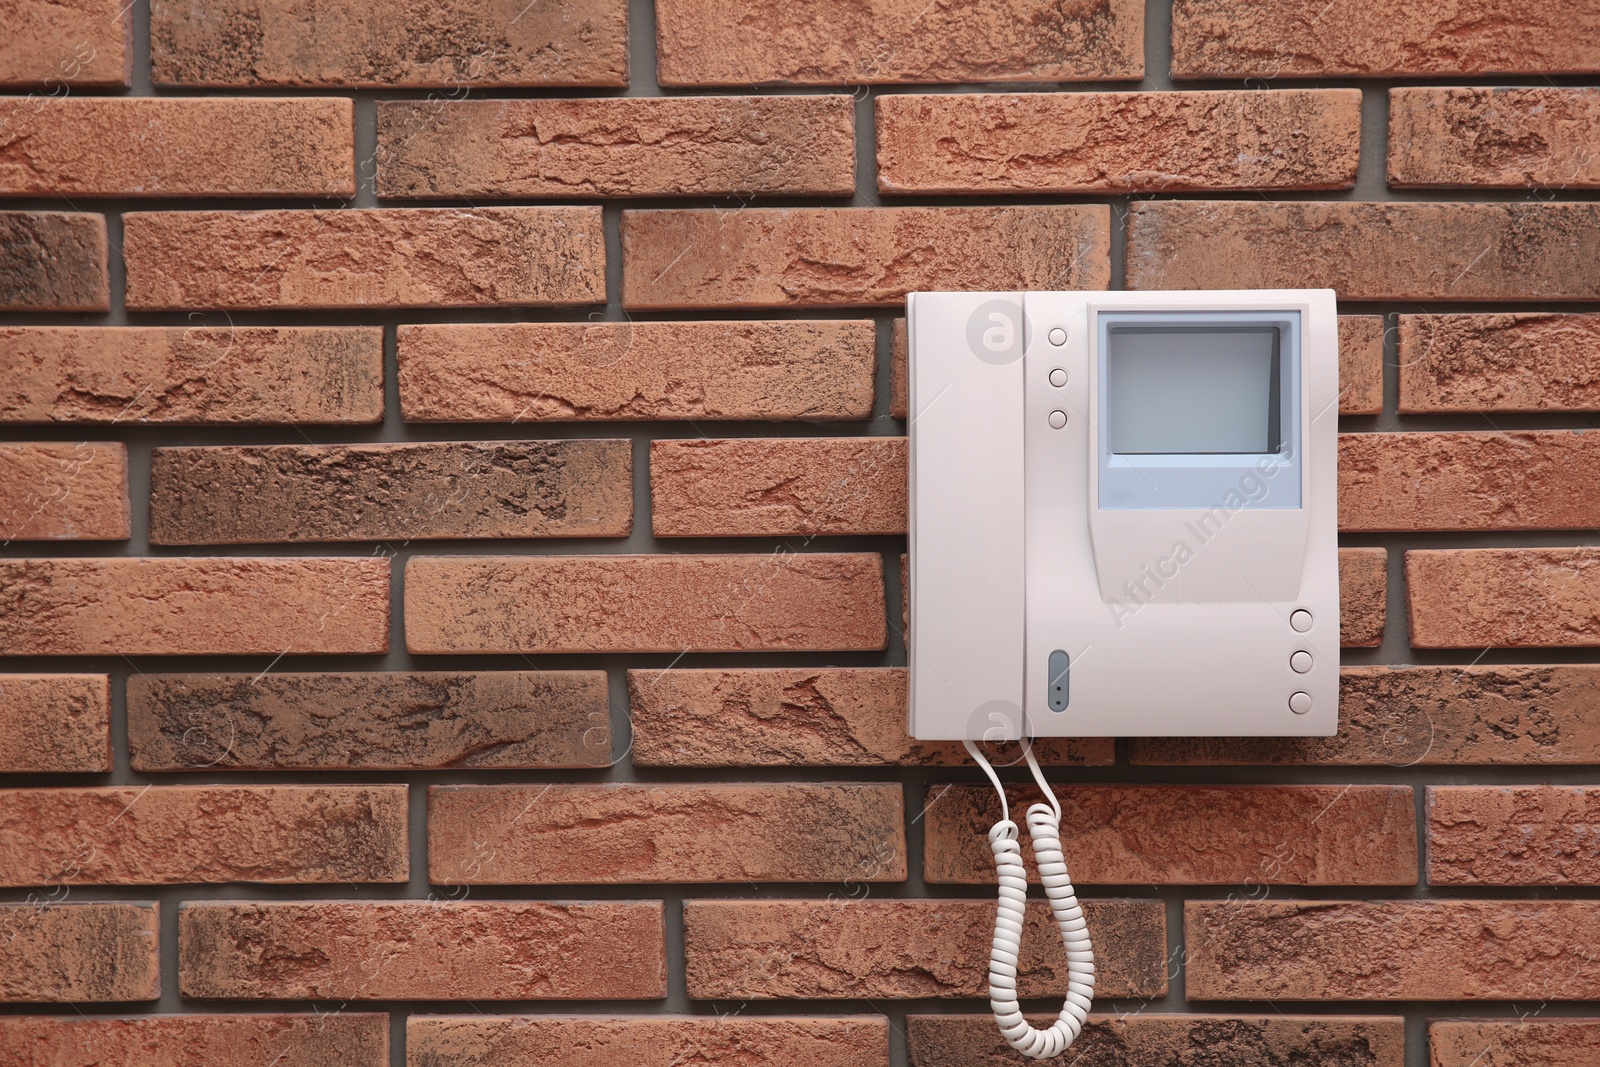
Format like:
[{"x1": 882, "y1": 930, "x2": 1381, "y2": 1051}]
[
  {"x1": 908, "y1": 289, "x2": 1340, "y2": 740},
  {"x1": 907, "y1": 289, "x2": 1341, "y2": 1058}
]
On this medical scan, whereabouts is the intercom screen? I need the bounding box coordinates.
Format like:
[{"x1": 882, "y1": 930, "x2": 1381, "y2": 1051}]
[{"x1": 1106, "y1": 326, "x2": 1280, "y2": 455}]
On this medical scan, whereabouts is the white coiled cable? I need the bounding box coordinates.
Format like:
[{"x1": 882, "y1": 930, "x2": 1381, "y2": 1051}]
[{"x1": 963, "y1": 738, "x2": 1096, "y2": 1059}]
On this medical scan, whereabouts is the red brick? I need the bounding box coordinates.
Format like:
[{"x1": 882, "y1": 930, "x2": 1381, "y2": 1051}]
[
  {"x1": 1132, "y1": 666, "x2": 1600, "y2": 767},
  {"x1": 894, "y1": 314, "x2": 1381, "y2": 420},
  {"x1": 0, "y1": 326, "x2": 384, "y2": 425},
  {"x1": 429, "y1": 784, "x2": 905, "y2": 884},
  {"x1": 0, "y1": 785, "x2": 407, "y2": 886},
  {"x1": 878, "y1": 90, "x2": 1359, "y2": 194},
  {"x1": 1429, "y1": 786, "x2": 1600, "y2": 886},
  {"x1": 0, "y1": 902, "x2": 158, "y2": 1002},
  {"x1": 1390, "y1": 88, "x2": 1600, "y2": 189},
  {"x1": 0, "y1": 0, "x2": 130, "y2": 87},
  {"x1": 1171, "y1": 0, "x2": 1599, "y2": 78},
  {"x1": 0, "y1": 674, "x2": 108, "y2": 772},
  {"x1": 1340, "y1": 547, "x2": 1387, "y2": 647},
  {"x1": 0, "y1": 98, "x2": 353, "y2": 196},
  {"x1": 124, "y1": 207, "x2": 604, "y2": 311},
  {"x1": 657, "y1": 0, "x2": 1141, "y2": 85},
  {"x1": 1126, "y1": 201, "x2": 1600, "y2": 302},
  {"x1": 405, "y1": 553, "x2": 885, "y2": 654},
  {"x1": 128, "y1": 670, "x2": 610, "y2": 771},
  {"x1": 1408, "y1": 549, "x2": 1600, "y2": 648},
  {"x1": 908, "y1": 1014, "x2": 1406, "y2": 1067},
  {"x1": 652, "y1": 437, "x2": 904, "y2": 537},
  {"x1": 1339, "y1": 315, "x2": 1386, "y2": 416},
  {"x1": 1431, "y1": 1020, "x2": 1600, "y2": 1067},
  {"x1": 407, "y1": 1016, "x2": 888, "y2": 1067},
  {"x1": 1186, "y1": 900, "x2": 1600, "y2": 1000},
  {"x1": 0, "y1": 442, "x2": 128, "y2": 540},
  {"x1": 151, "y1": 0, "x2": 627, "y2": 88},
  {"x1": 924, "y1": 785, "x2": 1416, "y2": 886},
  {"x1": 0, "y1": 557, "x2": 389, "y2": 656},
  {"x1": 0, "y1": 1013, "x2": 388, "y2": 1067},
  {"x1": 150, "y1": 440, "x2": 632, "y2": 544},
  {"x1": 1399, "y1": 314, "x2": 1600, "y2": 413},
  {"x1": 0, "y1": 211, "x2": 106, "y2": 311},
  {"x1": 378, "y1": 96, "x2": 855, "y2": 199},
  {"x1": 684, "y1": 898, "x2": 1165, "y2": 1000},
  {"x1": 623, "y1": 206, "x2": 1110, "y2": 309},
  {"x1": 1341, "y1": 431, "x2": 1600, "y2": 532},
  {"x1": 179, "y1": 901, "x2": 664, "y2": 1000},
  {"x1": 398, "y1": 320, "x2": 875, "y2": 423},
  {"x1": 627, "y1": 667, "x2": 1113, "y2": 767}
]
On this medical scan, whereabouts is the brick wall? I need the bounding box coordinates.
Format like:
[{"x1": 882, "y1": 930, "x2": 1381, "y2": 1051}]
[{"x1": 1, "y1": 1, "x2": 1598, "y2": 1065}]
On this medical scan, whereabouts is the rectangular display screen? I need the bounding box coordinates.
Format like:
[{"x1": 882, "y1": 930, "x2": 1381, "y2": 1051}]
[{"x1": 1105, "y1": 326, "x2": 1281, "y2": 455}]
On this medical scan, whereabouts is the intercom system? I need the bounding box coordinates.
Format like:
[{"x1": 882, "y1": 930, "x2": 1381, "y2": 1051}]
[
  {"x1": 908, "y1": 289, "x2": 1340, "y2": 742},
  {"x1": 907, "y1": 289, "x2": 1341, "y2": 1058}
]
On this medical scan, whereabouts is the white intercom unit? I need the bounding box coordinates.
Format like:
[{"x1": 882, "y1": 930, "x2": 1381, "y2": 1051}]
[{"x1": 908, "y1": 289, "x2": 1340, "y2": 742}]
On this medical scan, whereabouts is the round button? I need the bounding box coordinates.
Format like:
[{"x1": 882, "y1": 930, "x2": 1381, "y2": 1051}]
[
  {"x1": 1289, "y1": 691, "x2": 1313, "y2": 715},
  {"x1": 1290, "y1": 650, "x2": 1313, "y2": 674},
  {"x1": 1048, "y1": 409, "x2": 1068, "y2": 429},
  {"x1": 1290, "y1": 609, "x2": 1313, "y2": 633},
  {"x1": 1049, "y1": 368, "x2": 1068, "y2": 387},
  {"x1": 1048, "y1": 327, "x2": 1067, "y2": 346}
]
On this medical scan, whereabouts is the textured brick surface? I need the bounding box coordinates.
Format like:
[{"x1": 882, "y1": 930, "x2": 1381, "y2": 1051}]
[
  {"x1": 0, "y1": 902, "x2": 158, "y2": 1002},
  {"x1": 877, "y1": 90, "x2": 1360, "y2": 193},
  {"x1": 0, "y1": 98, "x2": 353, "y2": 196},
  {"x1": 1399, "y1": 313, "x2": 1600, "y2": 413},
  {"x1": 406, "y1": 554, "x2": 886, "y2": 653},
  {"x1": 0, "y1": 211, "x2": 107, "y2": 311},
  {"x1": 1340, "y1": 547, "x2": 1387, "y2": 648},
  {"x1": 655, "y1": 0, "x2": 1143, "y2": 85},
  {"x1": 1187, "y1": 900, "x2": 1600, "y2": 1000},
  {"x1": 0, "y1": 674, "x2": 108, "y2": 772},
  {"x1": 1408, "y1": 549, "x2": 1600, "y2": 647},
  {"x1": 1339, "y1": 315, "x2": 1386, "y2": 416},
  {"x1": 429, "y1": 784, "x2": 905, "y2": 884},
  {"x1": 124, "y1": 207, "x2": 605, "y2": 310},
  {"x1": 1428, "y1": 786, "x2": 1600, "y2": 886},
  {"x1": 150, "y1": 440, "x2": 631, "y2": 544},
  {"x1": 0, "y1": 1013, "x2": 389, "y2": 1067},
  {"x1": 892, "y1": 314, "x2": 1386, "y2": 419},
  {"x1": 0, "y1": 557, "x2": 389, "y2": 655},
  {"x1": 652, "y1": 438, "x2": 905, "y2": 537},
  {"x1": 1431, "y1": 1020, "x2": 1600, "y2": 1067},
  {"x1": 379, "y1": 96, "x2": 855, "y2": 198},
  {"x1": 398, "y1": 320, "x2": 875, "y2": 423},
  {"x1": 1172, "y1": 0, "x2": 1600, "y2": 78},
  {"x1": 684, "y1": 899, "x2": 1166, "y2": 1000},
  {"x1": 908, "y1": 1014, "x2": 1407, "y2": 1067},
  {"x1": 623, "y1": 206, "x2": 1110, "y2": 309},
  {"x1": 151, "y1": 0, "x2": 628, "y2": 87},
  {"x1": 0, "y1": 785, "x2": 407, "y2": 886},
  {"x1": 628, "y1": 667, "x2": 1113, "y2": 766},
  {"x1": 129, "y1": 671, "x2": 610, "y2": 770},
  {"x1": 1390, "y1": 88, "x2": 1600, "y2": 189},
  {"x1": 924, "y1": 785, "x2": 1416, "y2": 885},
  {"x1": 409, "y1": 1016, "x2": 888, "y2": 1067},
  {"x1": 0, "y1": 326, "x2": 384, "y2": 424},
  {"x1": 0, "y1": 0, "x2": 130, "y2": 86},
  {"x1": 1132, "y1": 666, "x2": 1600, "y2": 766},
  {"x1": 1341, "y1": 432, "x2": 1600, "y2": 532},
  {"x1": 180, "y1": 901, "x2": 665, "y2": 1000},
  {"x1": 0, "y1": 442, "x2": 128, "y2": 540},
  {"x1": 1126, "y1": 201, "x2": 1600, "y2": 301}
]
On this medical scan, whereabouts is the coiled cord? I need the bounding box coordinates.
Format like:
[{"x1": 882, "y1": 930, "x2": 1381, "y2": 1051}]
[{"x1": 963, "y1": 739, "x2": 1096, "y2": 1059}]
